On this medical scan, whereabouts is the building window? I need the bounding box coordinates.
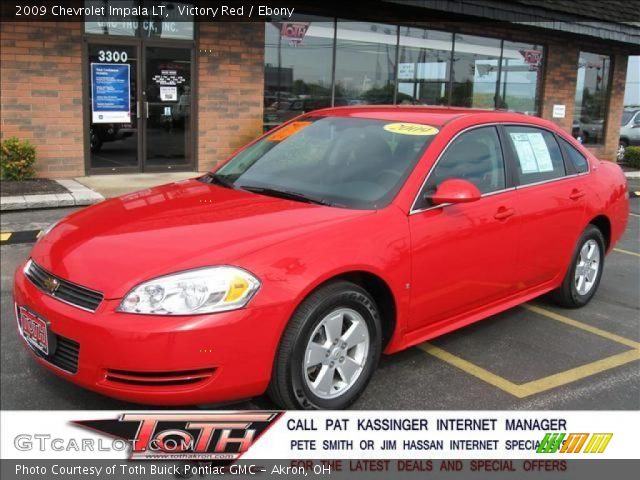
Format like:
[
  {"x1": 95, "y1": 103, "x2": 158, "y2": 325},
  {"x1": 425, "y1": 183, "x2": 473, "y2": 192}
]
[
  {"x1": 499, "y1": 41, "x2": 543, "y2": 114},
  {"x1": 573, "y1": 51, "x2": 611, "y2": 145},
  {"x1": 334, "y1": 21, "x2": 398, "y2": 106},
  {"x1": 262, "y1": 21, "x2": 545, "y2": 126},
  {"x1": 263, "y1": 18, "x2": 335, "y2": 131},
  {"x1": 397, "y1": 28, "x2": 453, "y2": 105},
  {"x1": 450, "y1": 34, "x2": 502, "y2": 109}
]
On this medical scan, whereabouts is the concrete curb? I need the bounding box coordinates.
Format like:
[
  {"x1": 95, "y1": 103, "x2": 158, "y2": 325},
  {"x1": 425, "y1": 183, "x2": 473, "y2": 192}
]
[
  {"x1": 0, "y1": 179, "x2": 104, "y2": 211},
  {"x1": 624, "y1": 171, "x2": 640, "y2": 179}
]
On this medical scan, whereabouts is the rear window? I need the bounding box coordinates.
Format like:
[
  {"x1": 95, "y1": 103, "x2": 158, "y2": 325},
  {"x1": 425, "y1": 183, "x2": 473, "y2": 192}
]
[
  {"x1": 558, "y1": 137, "x2": 589, "y2": 174},
  {"x1": 504, "y1": 126, "x2": 566, "y2": 186}
]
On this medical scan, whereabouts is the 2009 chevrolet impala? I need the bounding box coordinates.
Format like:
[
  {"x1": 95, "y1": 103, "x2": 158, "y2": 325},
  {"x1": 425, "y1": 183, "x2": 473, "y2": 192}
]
[{"x1": 14, "y1": 107, "x2": 629, "y2": 409}]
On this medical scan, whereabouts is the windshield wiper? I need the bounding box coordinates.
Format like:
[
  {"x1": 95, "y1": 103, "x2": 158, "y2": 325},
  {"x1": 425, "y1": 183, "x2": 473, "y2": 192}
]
[
  {"x1": 239, "y1": 185, "x2": 333, "y2": 206},
  {"x1": 202, "y1": 173, "x2": 236, "y2": 189}
]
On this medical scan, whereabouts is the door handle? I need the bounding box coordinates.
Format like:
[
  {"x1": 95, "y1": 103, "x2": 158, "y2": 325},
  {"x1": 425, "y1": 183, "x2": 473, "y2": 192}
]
[
  {"x1": 494, "y1": 207, "x2": 515, "y2": 220},
  {"x1": 569, "y1": 189, "x2": 585, "y2": 200},
  {"x1": 145, "y1": 101, "x2": 149, "y2": 119}
]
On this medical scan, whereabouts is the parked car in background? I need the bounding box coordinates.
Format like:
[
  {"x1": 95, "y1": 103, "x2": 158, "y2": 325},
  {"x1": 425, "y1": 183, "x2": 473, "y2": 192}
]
[
  {"x1": 619, "y1": 106, "x2": 640, "y2": 161},
  {"x1": 16, "y1": 107, "x2": 629, "y2": 409},
  {"x1": 89, "y1": 123, "x2": 134, "y2": 153},
  {"x1": 577, "y1": 116, "x2": 605, "y2": 145}
]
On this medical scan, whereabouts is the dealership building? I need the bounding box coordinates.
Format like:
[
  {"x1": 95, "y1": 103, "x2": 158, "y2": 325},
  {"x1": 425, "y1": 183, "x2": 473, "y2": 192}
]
[{"x1": 1, "y1": 0, "x2": 639, "y2": 177}]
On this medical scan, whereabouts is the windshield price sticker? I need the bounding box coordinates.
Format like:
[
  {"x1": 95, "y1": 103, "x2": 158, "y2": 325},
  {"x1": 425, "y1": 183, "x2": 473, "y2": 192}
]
[
  {"x1": 268, "y1": 121, "x2": 313, "y2": 142},
  {"x1": 384, "y1": 123, "x2": 439, "y2": 135}
]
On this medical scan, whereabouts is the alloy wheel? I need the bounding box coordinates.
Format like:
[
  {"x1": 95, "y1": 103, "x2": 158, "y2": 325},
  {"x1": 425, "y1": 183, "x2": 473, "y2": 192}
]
[
  {"x1": 575, "y1": 239, "x2": 601, "y2": 296},
  {"x1": 303, "y1": 308, "x2": 370, "y2": 399}
]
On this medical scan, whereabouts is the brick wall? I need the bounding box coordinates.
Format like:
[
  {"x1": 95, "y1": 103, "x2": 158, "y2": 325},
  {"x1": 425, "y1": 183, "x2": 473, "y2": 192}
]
[
  {"x1": 0, "y1": 22, "x2": 83, "y2": 178},
  {"x1": 540, "y1": 45, "x2": 628, "y2": 161},
  {"x1": 197, "y1": 23, "x2": 264, "y2": 172},
  {"x1": 540, "y1": 44, "x2": 579, "y2": 134}
]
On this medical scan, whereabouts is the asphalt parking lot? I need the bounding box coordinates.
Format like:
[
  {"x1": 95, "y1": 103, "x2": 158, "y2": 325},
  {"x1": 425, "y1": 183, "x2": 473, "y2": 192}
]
[{"x1": 1, "y1": 191, "x2": 638, "y2": 410}]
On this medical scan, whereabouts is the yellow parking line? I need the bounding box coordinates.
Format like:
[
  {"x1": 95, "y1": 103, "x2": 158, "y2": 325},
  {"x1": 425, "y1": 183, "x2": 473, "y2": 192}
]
[
  {"x1": 419, "y1": 304, "x2": 640, "y2": 398},
  {"x1": 613, "y1": 248, "x2": 640, "y2": 257},
  {"x1": 517, "y1": 349, "x2": 640, "y2": 397},
  {"x1": 419, "y1": 343, "x2": 524, "y2": 397},
  {"x1": 0, "y1": 232, "x2": 11, "y2": 242},
  {"x1": 420, "y1": 344, "x2": 639, "y2": 398},
  {"x1": 523, "y1": 304, "x2": 640, "y2": 349}
]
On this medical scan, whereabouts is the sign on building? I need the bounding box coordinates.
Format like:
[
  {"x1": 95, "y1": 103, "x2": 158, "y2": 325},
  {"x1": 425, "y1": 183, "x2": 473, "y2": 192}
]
[{"x1": 91, "y1": 63, "x2": 131, "y2": 123}]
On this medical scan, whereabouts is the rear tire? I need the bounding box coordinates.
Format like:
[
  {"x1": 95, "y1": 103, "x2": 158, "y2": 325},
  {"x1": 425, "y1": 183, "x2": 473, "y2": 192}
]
[
  {"x1": 552, "y1": 225, "x2": 605, "y2": 308},
  {"x1": 268, "y1": 281, "x2": 382, "y2": 409}
]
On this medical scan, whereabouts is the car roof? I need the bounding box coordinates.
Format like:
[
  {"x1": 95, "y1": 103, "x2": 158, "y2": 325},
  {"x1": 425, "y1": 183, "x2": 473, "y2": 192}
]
[{"x1": 308, "y1": 105, "x2": 542, "y2": 127}]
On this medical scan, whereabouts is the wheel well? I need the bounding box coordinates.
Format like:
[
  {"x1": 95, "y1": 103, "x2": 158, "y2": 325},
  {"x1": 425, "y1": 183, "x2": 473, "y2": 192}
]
[
  {"x1": 328, "y1": 271, "x2": 397, "y2": 348},
  {"x1": 619, "y1": 137, "x2": 629, "y2": 145},
  {"x1": 589, "y1": 215, "x2": 611, "y2": 250}
]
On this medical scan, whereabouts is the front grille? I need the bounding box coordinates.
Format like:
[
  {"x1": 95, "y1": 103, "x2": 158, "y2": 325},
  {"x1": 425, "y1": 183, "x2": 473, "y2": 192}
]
[
  {"x1": 25, "y1": 260, "x2": 103, "y2": 312},
  {"x1": 105, "y1": 368, "x2": 215, "y2": 387},
  {"x1": 33, "y1": 334, "x2": 80, "y2": 374}
]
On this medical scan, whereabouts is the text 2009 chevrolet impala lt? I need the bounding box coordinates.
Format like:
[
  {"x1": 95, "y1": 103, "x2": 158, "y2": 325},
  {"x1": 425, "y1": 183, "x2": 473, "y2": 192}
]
[{"x1": 14, "y1": 107, "x2": 629, "y2": 409}]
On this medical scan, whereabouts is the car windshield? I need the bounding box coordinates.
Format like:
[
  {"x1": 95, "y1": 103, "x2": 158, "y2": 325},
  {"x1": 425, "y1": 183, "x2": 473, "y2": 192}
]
[
  {"x1": 621, "y1": 110, "x2": 637, "y2": 125},
  {"x1": 211, "y1": 116, "x2": 438, "y2": 209}
]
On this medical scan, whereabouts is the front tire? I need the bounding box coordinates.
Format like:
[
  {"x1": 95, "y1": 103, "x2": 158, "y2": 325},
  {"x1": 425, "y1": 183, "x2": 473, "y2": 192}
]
[
  {"x1": 552, "y1": 225, "x2": 605, "y2": 308},
  {"x1": 268, "y1": 281, "x2": 382, "y2": 409}
]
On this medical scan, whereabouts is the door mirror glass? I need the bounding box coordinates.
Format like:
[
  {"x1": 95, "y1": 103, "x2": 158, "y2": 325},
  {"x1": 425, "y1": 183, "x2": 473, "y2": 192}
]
[{"x1": 429, "y1": 178, "x2": 481, "y2": 205}]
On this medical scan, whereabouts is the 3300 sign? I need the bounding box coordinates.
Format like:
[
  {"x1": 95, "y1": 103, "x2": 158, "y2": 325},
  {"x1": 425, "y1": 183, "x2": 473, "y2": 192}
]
[{"x1": 98, "y1": 50, "x2": 128, "y2": 63}]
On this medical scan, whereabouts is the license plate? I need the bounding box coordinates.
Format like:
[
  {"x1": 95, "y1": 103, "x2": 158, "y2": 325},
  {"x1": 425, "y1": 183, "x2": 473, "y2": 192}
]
[{"x1": 18, "y1": 306, "x2": 49, "y2": 355}]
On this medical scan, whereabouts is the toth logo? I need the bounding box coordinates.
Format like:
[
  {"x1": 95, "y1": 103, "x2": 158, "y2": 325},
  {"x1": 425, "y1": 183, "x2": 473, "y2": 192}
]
[
  {"x1": 43, "y1": 275, "x2": 60, "y2": 294},
  {"x1": 74, "y1": 412, "x2": 281, "y2": 460},
  {"x1": 537, "y1": 433, "x2": 613, "y2": 454}
]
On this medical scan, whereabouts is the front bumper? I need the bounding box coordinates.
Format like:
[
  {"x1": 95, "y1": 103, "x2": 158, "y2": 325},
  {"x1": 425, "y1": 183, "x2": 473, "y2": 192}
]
[{"x1": 13, "y1": 262, "x2": 289, "y2": 405}]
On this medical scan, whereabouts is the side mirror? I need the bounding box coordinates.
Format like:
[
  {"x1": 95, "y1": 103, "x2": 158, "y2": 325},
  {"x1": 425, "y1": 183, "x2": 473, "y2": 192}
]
[{"x1": 429, "y1": 179, "x2": 481, "y2": 205}]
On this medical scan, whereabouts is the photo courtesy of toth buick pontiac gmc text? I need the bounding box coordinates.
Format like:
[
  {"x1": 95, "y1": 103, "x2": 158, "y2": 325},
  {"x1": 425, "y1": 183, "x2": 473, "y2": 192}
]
[{"x1": 14, "y1": 106, "x2": 629, "y2": 409}]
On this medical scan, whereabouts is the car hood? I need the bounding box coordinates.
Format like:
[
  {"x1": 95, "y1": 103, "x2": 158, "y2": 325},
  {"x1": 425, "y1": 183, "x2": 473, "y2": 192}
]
[{"x1": 31, "y1": 179, "x2": 368, "y2": 299}]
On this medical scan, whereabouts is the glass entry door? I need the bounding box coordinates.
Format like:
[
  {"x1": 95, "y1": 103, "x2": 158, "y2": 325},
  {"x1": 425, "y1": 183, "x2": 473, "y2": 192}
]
[
  {"x1": 87, "y1": 43, "x2": 140, "y2": 171},
  {"x1": 87, "y1": 42, "x2": 194, "y2": 173},
  {"x1": 143, "y1": 46, "x2": 193, "y2": 170}
]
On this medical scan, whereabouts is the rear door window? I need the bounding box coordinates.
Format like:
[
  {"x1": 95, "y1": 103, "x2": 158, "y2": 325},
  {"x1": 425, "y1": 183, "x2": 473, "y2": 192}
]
[
  {"x1": 504, "y1": 126, "x2": 566, "y2": 186},
  {"x1": 558, "y1": 137, "x2": 589, "y2": 174}
]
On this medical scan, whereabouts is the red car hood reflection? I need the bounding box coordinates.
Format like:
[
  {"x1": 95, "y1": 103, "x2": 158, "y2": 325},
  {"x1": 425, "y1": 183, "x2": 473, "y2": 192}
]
[{"x1": 30, "y1": 179, "x2": 366, "y2": 299}]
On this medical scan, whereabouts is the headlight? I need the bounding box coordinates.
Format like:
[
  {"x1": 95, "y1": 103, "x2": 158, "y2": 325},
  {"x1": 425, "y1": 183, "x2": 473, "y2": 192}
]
[{"x1": 118, "y1": 266, "x2": 260, "y2": 315}]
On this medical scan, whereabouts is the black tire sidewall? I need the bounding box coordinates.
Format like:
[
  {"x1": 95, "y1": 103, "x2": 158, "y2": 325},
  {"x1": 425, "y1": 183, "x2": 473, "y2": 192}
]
[
  {"x1": 566, "y1": 227, "x2": 605, "y2": 306},
  {"x1": 289, "y1": 288, "x2": 381, "y2": 410}
]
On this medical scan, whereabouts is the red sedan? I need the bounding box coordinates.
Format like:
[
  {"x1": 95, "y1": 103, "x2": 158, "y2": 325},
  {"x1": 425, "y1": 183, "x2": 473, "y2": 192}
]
[{"x1": 14, "y1": 107, "x2": 629, "y2": 409}]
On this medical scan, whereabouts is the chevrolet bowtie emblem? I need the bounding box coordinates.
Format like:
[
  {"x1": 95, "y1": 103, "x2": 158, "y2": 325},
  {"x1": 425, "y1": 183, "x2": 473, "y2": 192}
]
[{"x1": 43, "y1": 276, "x2": 60, "y2": 294}]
